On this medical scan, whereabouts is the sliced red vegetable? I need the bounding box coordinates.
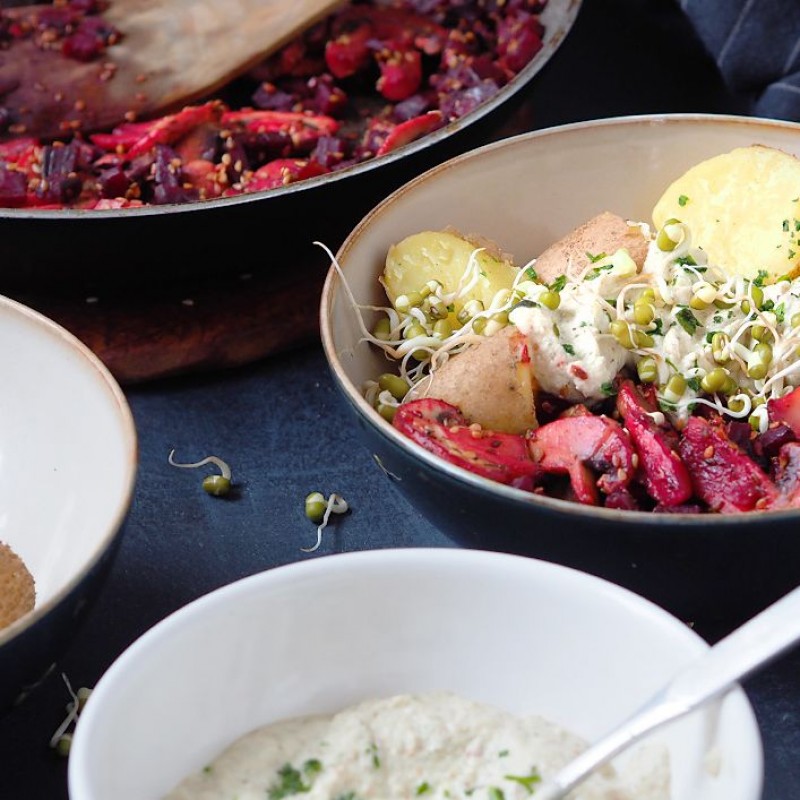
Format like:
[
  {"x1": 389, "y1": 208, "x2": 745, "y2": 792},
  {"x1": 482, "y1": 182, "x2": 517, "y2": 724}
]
[
  {"x1": 220, "y1": 109, "x2": 339, "y2": 150},
  {"x1": 393, "y1": 398, "x2": 541, "y2": 488},
  {"x1": 376, "y1": 46, "x2": 423, "y2": 102},
  {"x1": 90, "y1": 102, "x2": 222, "y2": 158},
  {"x1": 376, "y1": 111, "x2": 444, "y2": 156},
  {"x1": 242, "y1": 158, "x2": 329, "y2": 192},
  {"x1": 767, "y1": 386, "x2": 800, "y2": 438},
  {"x1": 678, "y1": 415, "x2": 779, "y2": 512},
  {"x1": 616, "y1": 380, "x2": 693, "y2": 507},
  {"x1": 773, "y1": 441, "x2": 800, "y2": 499},
  {"x1": 324, "y1": 23, "x2": 372, "y2": 78},
  {"x1": 496, "y1": 11, "x2": 545, "y2": 73},
  {"x1": 526, "y1": 415, "x2": 636, "y2": 505}
]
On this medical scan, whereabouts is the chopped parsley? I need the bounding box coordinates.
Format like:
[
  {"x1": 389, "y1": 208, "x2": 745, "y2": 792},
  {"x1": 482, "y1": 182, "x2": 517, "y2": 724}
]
[
  {"x1": 584, "y1": 263, "x2": 614, "y2": 281},
  {"x1": 675, "y1": 307, "x2": 701, "y2": 335},
  {"x1": 504, "y1": 768, "x2": 542, "y2": 794},
  {"x1": 678, "y1": 194, "x2": 689, "y2": 206},
  {"x1": 416, "y1": 782, "x2": 432, "y2": 795},
  {"x1": 687, "y1": 376, "x2": 702, "y2": 392},
  {"x1": 562, "y1": 343, "x2": 575, "y2": 355},
  {"x1": 366, "y1": 742, "x2": 381, "y2": 768},
  {"x1": 600, "y1": 381, "x2": 615, "y2": 397},
  {"x1": 753, "y1": 269, "x2": 770, "y2": 287},
  {"x1": 268, "y1": 760, "x2": 323, "y2": 799},
  {"x1": 549, "y1": 274, "x2": 567, "y2": 292},
  {"x1": 585, "y1": 251, "x2": 607, "y2": 262},
  {"x1": 658, "y1": 398, "x2": 678, "y2": 413},
  {"x1": 488, "y1": 788, "x2": 505, "y2": 800}
]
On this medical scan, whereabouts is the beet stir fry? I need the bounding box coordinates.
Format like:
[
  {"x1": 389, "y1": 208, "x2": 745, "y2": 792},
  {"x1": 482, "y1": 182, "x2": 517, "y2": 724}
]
[
  {"x1": 352, "y1": 146, "x2": 800, "y2": 514},
  {"x1": 0, "y1": 0, "x2": 548, "y2": 209}
]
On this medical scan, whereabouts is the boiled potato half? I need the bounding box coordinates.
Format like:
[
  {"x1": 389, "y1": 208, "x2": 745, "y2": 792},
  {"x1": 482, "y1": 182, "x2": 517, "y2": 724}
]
[
  {"x1": 652, "y1": 145, "x2": 800, "y2": 280},
  {"x1": 409, "y1": 326, "x2": 538, "y2": 434},
  {"x1": 383, "y1": 230, "x2": 518, "y2": 316}
]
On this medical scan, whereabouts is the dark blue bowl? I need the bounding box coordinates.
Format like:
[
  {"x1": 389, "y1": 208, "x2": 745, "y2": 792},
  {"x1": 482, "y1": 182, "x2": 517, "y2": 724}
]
[{"x1": 320, "y1": 113, "x2": 800, "y2": 633}]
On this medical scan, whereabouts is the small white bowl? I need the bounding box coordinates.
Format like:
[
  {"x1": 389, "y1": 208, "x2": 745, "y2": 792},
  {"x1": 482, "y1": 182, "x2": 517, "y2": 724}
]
[
  {"x1": 69, "y1": 548, "x2": 762, "y2": 800},
  {"x1": 0, "y1": 294, "x2": 137, "y2": 710}
]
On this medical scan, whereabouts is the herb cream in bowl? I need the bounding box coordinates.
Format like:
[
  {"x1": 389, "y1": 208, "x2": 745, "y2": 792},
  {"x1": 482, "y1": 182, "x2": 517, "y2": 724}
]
[{"x1": 69, "y1": 549, "x2": 762, "y2": 800}]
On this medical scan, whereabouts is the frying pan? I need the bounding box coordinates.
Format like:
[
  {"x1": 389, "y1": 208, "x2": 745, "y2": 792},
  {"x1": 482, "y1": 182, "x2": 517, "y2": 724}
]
[{"x1": 0, "y1": 0, "x2": 581, "y2": 294}]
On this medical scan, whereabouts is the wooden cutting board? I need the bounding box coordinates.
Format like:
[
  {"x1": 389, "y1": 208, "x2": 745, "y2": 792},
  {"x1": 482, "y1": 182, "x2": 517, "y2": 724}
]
[{"x1": 12, "y1": 267, "x2": 327, "y2": 385}]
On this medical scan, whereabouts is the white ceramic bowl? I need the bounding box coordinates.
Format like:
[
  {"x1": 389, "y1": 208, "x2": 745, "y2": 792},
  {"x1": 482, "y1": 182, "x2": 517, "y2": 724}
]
[
  {"x1": 69, "y1": 548, "x2": 762, "y2": 800},
  {"x1": 319, "y1": 113, "x2": 800, "y2": 627},
  {"x1": 0, "y1": 294, "x2": 137, "y2": 711}
]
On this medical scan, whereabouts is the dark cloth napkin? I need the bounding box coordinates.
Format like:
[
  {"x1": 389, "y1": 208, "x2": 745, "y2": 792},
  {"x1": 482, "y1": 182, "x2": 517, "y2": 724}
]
[{"x1": 679, "y1": 0, "x2": 800, "y2": 121}]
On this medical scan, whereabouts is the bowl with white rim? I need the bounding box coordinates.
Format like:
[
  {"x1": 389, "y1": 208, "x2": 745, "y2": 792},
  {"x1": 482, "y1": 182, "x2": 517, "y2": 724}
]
[
  {"x1": 68, "y1": 548, "x2": 762, "y2": 800},
  {"x1": 0, "y1": 293, "x2": 137, "y2": 712},
  {"x1": 319, "y1": 112, "x2": 800, "y2": 629}
]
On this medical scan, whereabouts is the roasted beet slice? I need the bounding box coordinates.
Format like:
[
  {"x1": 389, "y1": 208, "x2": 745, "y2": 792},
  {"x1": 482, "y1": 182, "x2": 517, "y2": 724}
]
[
  {"x1": 767, "y1": 387, "x2": 800, "y2": 438},
  {"x1": 616, "y1": 380, "x2": 693, "y2": 507},
  {"x1": 678, "y1": 415, "x2": 779, "y2": 513},
  {"x1": 0, "y1": 164, "x2": 27, "y2": 207},
  {"x1": 393, "y1": 398, "x2": 541, "y2": 487},
  {"x1": 526, "y1": 415, "x2": 636, "y2": 505},
  {"x1": 773, "y1": 441, "x2": 800, "y2": 496}
]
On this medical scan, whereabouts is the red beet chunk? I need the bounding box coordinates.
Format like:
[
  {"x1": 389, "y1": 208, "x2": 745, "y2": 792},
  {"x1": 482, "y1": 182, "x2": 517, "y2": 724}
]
[
  {"x1": 678, "y1": 415, "x2": 778, "y2": 513},
  {"x1": 616, "y1": 380, "x2": 693, "y2": 507},
  {"x1": 0, "y1": 165, "x2": 28, "y2": 207}
]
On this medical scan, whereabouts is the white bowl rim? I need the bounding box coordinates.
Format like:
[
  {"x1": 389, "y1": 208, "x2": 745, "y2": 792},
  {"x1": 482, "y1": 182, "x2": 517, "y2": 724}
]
[
  {"x1": 320, "y1": 111, "x2": 800, "y2": 527},
  {"x1": 0, "y1": 293, "x2": 138, "y2": 647}
]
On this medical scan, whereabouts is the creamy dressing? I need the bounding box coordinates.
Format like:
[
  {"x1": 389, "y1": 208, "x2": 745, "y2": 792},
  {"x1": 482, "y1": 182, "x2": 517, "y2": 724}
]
[
  {"x1": 164, "y1": 692, "x2": 669, "y2": 800},
  {"x1": 509, "y1": 222, "x2": 800, "y2": 429}
]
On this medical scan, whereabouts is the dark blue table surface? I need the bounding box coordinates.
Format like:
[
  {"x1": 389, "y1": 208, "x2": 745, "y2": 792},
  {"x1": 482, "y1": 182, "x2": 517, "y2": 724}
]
[{"x1": 2, "y1": 1, "x2": 798, "y2": 798}]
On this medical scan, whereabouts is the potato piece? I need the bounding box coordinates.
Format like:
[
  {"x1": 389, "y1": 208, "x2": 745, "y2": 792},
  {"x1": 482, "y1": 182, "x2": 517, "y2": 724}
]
[
  {"x1": 652, "y1": 145, "x2": 800, "y2": 280},
  {"x1": 532, "y1": 212, "x2": 649, "y2": 285},
  {"x1": 383, "y1": 230, "x2": 518, "y2": 315},
  {"x1": 409, "y1": 326, "x2": 538, "y2": 434}
]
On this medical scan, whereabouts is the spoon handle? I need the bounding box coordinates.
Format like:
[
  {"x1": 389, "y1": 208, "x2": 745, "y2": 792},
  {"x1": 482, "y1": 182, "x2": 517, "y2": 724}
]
[{"x1": 536, "y1": 585, "x2": 800, "y2": 800}]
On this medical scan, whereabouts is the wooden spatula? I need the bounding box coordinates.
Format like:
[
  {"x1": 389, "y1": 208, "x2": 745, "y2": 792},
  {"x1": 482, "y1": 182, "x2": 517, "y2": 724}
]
[{"x1": 0, "y1": 0, "x2": 347, "y2": 140}]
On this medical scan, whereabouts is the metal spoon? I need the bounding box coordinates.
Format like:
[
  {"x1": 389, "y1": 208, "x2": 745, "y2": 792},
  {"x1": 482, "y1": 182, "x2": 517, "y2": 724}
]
[{"x1": 535, "y1": 585, "x2": 800, "y2": 800}]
